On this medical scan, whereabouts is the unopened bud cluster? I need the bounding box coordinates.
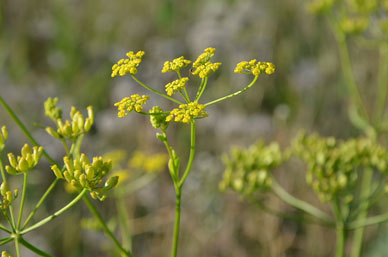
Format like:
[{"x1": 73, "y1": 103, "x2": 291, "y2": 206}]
[
  {"x1": 149, "y1": 106, "x2": 169, "y2": 131},
  {"x1": 111, "y1": 51, "x2": 145, "y2": 77},
  {"x1": 292, "y1": 132, "x2": 388, "y2": 202},
  {"x1": 0, "y1": 182, "x2": 18, "y2": 209},
  {"x1": 6, "y1": 144, "x2": 43, "y2": 175},
  {"x1": 45, "y1": 99, "x2": 94, "y2": 140},
  {"x1": 51, "y1": 154, "x2": 118, "y2": 201},
  {"x1": 0, "y1": 126, "x2": 7, "y2": 152},
  {"x1": 220, "y1": 142, "x2": 282, "y2": 195}
]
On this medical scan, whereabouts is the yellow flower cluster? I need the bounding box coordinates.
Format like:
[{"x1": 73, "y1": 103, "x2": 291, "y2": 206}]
[
  {"x1": 114, "y1": 94, "x2": 150, "y2": 118},
  {"x1": 165, "y1": 77, "x2": 189, "y2": 96},
  {"x1": 340, "y1": 17, "x2": 369, "y2": 34},
  {"x1": 234, "y1": 60, "x2": 275, "y2": 76},
  {"x1": 191, "y1": 48, "x2": 222, "y2": 78},
  {"x1": 111, "y1": 51, "x2": 145, "y2": 77},
  {"x1": 162, "y1": 56, "x2": 191, "y2": 73},
  {"x1": 166, "y1": 102, "x2": 208, "y2": 123},
  {"x1": 129, "y1": 151, "x2": 168, "y2": 173},
  {"x1": 2, "y1": 251, "x2": 12, "y2": 257}
]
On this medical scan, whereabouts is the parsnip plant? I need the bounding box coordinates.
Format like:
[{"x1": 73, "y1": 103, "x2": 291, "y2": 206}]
[
  {"x1": 0, "y1": 47, "x2": 275, "y2": 256},
  {"x1": 221, "y1": 1, "x2": 388, "y2": 257}
]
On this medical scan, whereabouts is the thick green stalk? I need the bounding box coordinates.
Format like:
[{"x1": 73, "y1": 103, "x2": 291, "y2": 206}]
[
  {"x1": 19, "y1": 237, "x2": 55, "y2": 257},
  {"x1": 171, "y1": 189, "x2": 182, "y2": 257},
  {"x1": 336, "y1": 223, "x2": 346, "y2": 257},
  {"x1": 131, "y1": 75, "x2": 184, "y2": 105},
  {"x1": 204, "y1": 75, "x2": 258, "y2": 106},
  {"x1": 272, "y1": 181, "x2": 332, "y2": 224},
  {"x1": 351, "y1": 168, "x2": 373, "y2": 257},
  {"x1": 20, "y1": 189, "x2": 87, "y2": 235},
  {"x1": 16, "y1": 173, "x2": 29, "y2": 229},
  {"x1": 14, "y1": 237, "x2": 21, "y2": 257},
  {"x1": 82, "y1": 195, "x2": 132, "y2": 257}
]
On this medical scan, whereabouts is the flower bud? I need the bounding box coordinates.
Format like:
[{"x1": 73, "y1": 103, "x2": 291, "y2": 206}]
[
  {"x1": 51, "y1": 165, "x2": 64, "y2": 179},
  {"x1": 5, "y1": 166, "x2": 18, "y2": 175},
  {"x1": 46, "y1": 127, "x2": 61, "y2": 139},
  {"x1": 1, "y1": 182, "x2": 9, "y2": 196},
  {"x1": 21, "y1": 144, "x2": 32, "y2": 158},
  {"x1": 7, "y1": 153, "x2": 17, "y2": 168},
  {"x1": 18, "y1": 157, "x2": 29, "y2": 173},
  {"x1": 104, "y1": 176, "x2": 118, "y2": 191}
]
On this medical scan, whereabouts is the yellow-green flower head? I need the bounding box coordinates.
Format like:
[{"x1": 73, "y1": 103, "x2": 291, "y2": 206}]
[
  {"x1": 0, "y1": 126, "x2": 8, "y2": 152},
  {"x1": 166, "y1": 102, "x2": 208, "y2": 123},
  {"x1": 2, "y1": 251, "x2": 13, "y2": 257},
  {"x1": 165, "y1": 77, "x2": 189, "y2": 96},
  {"x1": 51, "y1": 154, "x2": 117, "y2": 201},
  {"x1": 111, "y1": 50, "x2": 145, "y2": 77},
  {"x1": 0, "y1": 182, "x2": 18, "y2": 210},
  {"x1": 191, "y1": 48, "x2": 221, "y2": 78},
  {"x1": 44, "y1": 97, "x2": 62, "y2": 122},
  {"x1": 306, "y1": 0, "x2": 335, "y2": 14},
  {"x1": 234, "y1": 60, "x2": 275, "y2": 76},
  {"x1": 149, "y1": 106, "x2": 169, "y2": 130},
  {"x1": 5, "y1": 144, "x2": 44, "y2": 175},
  {"x1": 162, "y1": 56, "x2": 191, "y2": 73},
  {"x1": 114, "y1": 94, "x2": 150, "y2": 118}
]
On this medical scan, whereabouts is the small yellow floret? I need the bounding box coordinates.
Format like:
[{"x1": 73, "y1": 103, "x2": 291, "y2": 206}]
[
  {"x1": 111, "y1": 51, "x2": 145, "y2": 77},
  {"x1": 162, "y1": 56, "x2": 192, "y2": 73},
  {"x1": 166, "y1": 102, "x2": 208, "y2": 123},
  {"x1": 191, "y1": 48, "x2": 221, "y2": 78},
  {"x1": 165, "y1": 77, "x2": 189, "y2": 96},
  {"x1": 114, "y1": 94, "x2": 150, "y2": 118},
  {"x1": 234, "y1": 60, "x2": 275, "y2": 76}
]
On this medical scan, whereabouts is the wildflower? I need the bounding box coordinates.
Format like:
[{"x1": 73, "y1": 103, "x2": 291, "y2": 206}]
[
  {"x1": 6, "y1": 144, "x2": 44, "y2": 175},
  {"x1": 165, "y1": 77, "x2": 189, "y2": 96},
  {"x1": 114, "y1": 94, "x2": 150, "y2": 118},
  {"x1": 191, "y1": 48, "x2": 222, "y2": 78},
  {"x1": 166, "y1": 102, "x2": 208, "y2": 123},
  {"x1": 111, "y1": 50, "x2": 145, "y2": 77},
  {"x1": 234, "y1": 60, "x2": 275, "y2": 76},
  {"x1": 44, "y1": 97, "x2": 62, "y2": 122},
  {"x1": 162, "y1": 56, "x2": 191, "y2": 73},
  {"x1": 51, "y1": 154, "x2": 117, "y2": 201},
  {"x1": 0, "y1": 182, "x2": 18, "y2": 209}
]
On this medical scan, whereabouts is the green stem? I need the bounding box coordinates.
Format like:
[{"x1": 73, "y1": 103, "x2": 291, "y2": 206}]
[
  {"x1": 170, "y1": 188, "x2": 181, "y2": 257},
  {"x1": 131, "y1": 75, "x2": 184, "y2": 105},
  {"x1": 272, "y1": 181, "x2": 332, "y2": 224},
  {"x1": 328, "y1": 16, "x2": 369, "y2": 124},
  {"x1": 21, "y1": 178, "x2": 59, "y2": 230},
  {"x1": 115, "y1": 188, "x2": 132, "y2": 251},
  {"x1": 336, "y1": 223, "x2": 346, "y2": 257},
  {"x1": 0, "y1": 223, "x2": 11, "y2": 233},
  {"x1": 178, "y1": 121, "x2": 196, "y2": 188},
  {"x1": 195, "y1": 77, "x2": 208, "y2": 102},
  {"x1": 2, "y1": 210, "x2": 15, "y2": 232},
  {"x1": 375, "y1": 43, "x2": 388, "y2": 125},
  {"x1": 177, "y1": 70, "x2": 191, "y2": 102},
  {"x1": 82, "y1": 195, "x2": 132, "y2": 257},
  {"x1": 0, "y1": 95, "x2": 56, "y2": 165},
  {"x1": 195, "y1": 78, "x2": 205, "y2": 101},
  {"x1": 204, "y1": 75, "x2": 259, "y2": 106},
  {"x1": 351, "y1": 168, "x2": 373, "y2": 257},
  {"x1": 20, "y1": 189, "x2": 87, "y2": 235},
  {"x1": 0, "y1": 158, "x2": 16, "y2": 230},
  {"x1": 348, "y1": 212, "x2": 388, "y2": 229},
  {"x1": 14, "y1": 237, "x2": 21, "y2": 257},
  {"x1": 16, "y1": 173, "x2": 28, "y2": 229},
  {"x1": 0, "y1": 237, "x2": 13, "y2": 246},
  {"x1": 19, "y1": 237, "x2": 55, "y2": 257}
]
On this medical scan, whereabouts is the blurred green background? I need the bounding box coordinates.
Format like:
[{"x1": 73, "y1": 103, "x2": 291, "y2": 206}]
[{"x1": 0, "y1": 0, "x2": 385, "y2": 256}]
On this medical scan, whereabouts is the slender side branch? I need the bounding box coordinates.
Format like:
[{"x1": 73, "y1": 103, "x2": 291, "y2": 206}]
[
  {"x1": 82, "y1": 195, "x2": 132, "y2": 257},
  {"x1": 0, "y1": 237, "x2": 13, "y2": 246},
  {"x1": 20, "y1": 189, "x2": 87, "y2": 235},
  {"x1": 0, "y1": 223, "x2": 11, "y2": 233},
  {"x1": 131, "y1": 75, "x2": 184, "y2": 105},
  {"x1": 376, "y1": 43, "x2": 388, "y2": 125},
  {"x1": 272, "y1": 181, "x2": 333, "y2": 224},
  {"x1": 204, "y1": 75, "x2": 259, "y2": 106},
  {"x1": 178, "y1": 121, "x2": 196, "y2": 188},
  {"x1": 19, "y1": 237, "x2": 55, "y2": 257},
  {"x1": 16, "y1": 173, "x2": 29, "y2": 229},
  {"x1": 348, "y1": 212, "x2": 388, "y2": 230}
]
